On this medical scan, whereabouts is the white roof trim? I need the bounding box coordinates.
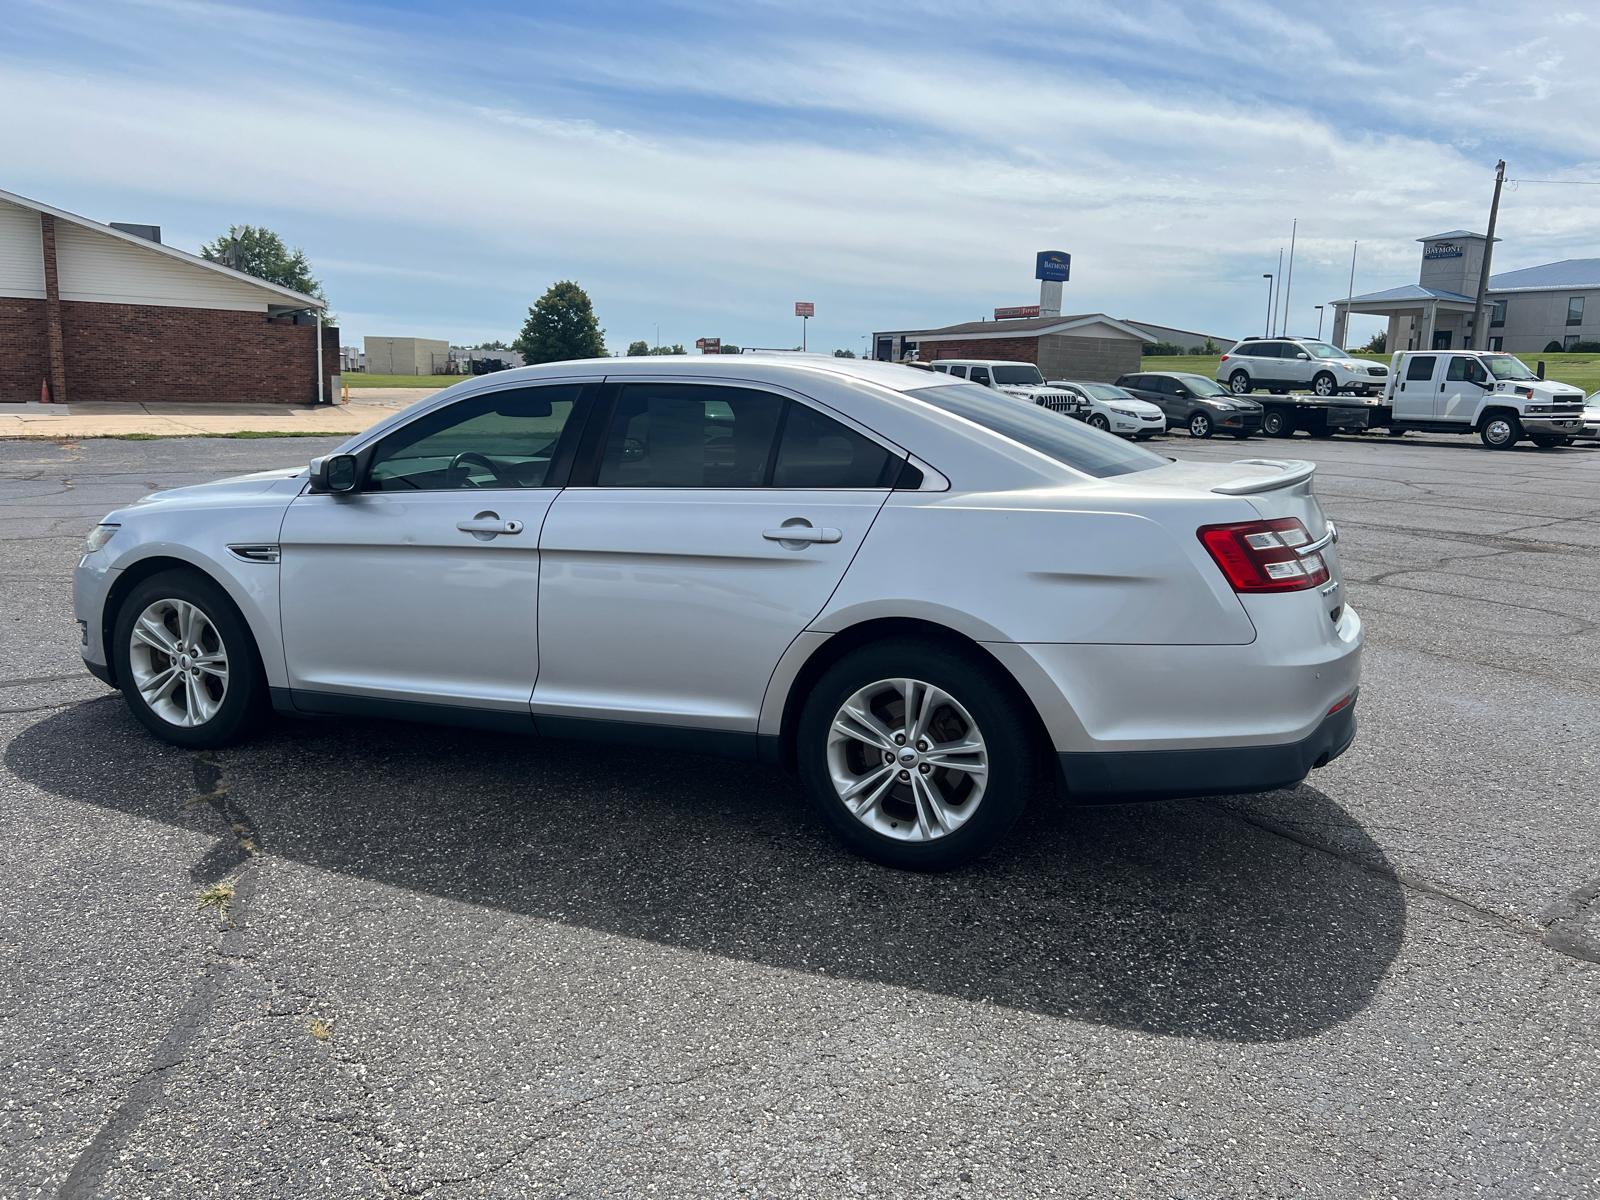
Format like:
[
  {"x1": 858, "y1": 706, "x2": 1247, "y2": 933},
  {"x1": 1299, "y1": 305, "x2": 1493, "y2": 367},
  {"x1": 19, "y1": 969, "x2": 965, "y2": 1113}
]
[
  {"x1": 914, "y1": 314, "x2": 1152, "y2": 342},
  {"x1": 0, "y1": 187, "x2": 326, "y2": 309}
]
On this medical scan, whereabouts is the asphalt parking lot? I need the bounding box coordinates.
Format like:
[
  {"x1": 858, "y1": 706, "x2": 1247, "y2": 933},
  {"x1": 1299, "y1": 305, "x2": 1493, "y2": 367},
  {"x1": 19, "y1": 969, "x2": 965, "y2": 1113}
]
[{"x1": 2, "y1": 429, "x2": 1597, "y2": 1199}]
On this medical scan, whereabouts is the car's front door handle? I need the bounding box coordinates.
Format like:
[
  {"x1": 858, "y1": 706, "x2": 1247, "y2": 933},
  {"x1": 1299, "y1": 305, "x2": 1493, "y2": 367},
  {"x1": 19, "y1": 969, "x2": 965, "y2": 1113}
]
[
  {"x1": 457, "y1": 513, "x2": 524, "y2": 538},
  {"x1": 763, "y1": 522, "x2": 842, "y2": 544}
]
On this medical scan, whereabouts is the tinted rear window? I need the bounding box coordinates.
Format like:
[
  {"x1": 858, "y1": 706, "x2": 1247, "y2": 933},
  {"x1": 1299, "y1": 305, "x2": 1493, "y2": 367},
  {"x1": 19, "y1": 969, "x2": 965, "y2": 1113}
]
[{"x1": 908, "y1": 384, "x2": 1168, "y2": 479}]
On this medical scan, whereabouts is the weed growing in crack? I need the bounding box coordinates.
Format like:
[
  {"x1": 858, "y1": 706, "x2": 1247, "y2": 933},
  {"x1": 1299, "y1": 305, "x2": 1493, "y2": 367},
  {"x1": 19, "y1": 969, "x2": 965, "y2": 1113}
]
[
  {"x1": 195, "y1": 880, "x2": 235, "y2": 916},
  {"x1": 308, "y1": 1016, "x2": 336, "y2": 1042}
]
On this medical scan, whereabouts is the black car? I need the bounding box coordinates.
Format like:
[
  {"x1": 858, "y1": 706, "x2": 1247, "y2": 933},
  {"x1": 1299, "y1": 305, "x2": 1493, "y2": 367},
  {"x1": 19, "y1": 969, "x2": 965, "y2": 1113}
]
[{"x1": 1113, "y1": 372, "x2": 1263, "y2": 439}]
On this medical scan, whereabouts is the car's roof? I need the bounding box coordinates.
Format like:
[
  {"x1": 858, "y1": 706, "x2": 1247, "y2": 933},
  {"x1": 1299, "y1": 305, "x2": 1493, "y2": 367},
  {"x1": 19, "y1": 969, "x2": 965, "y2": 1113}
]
[
  {"x1": 477, "y1": 352, "x2": 962, "y2": 394},
  {"x1": 929, "y1": 359, "x2": 1036, "y2": 367}
]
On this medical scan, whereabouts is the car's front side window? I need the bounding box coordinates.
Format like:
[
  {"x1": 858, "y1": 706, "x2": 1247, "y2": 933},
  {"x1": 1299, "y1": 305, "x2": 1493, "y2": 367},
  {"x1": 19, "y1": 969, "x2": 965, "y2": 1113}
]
[{"x1": 365, "y1": 385, "x2": 582, "y2": 491}]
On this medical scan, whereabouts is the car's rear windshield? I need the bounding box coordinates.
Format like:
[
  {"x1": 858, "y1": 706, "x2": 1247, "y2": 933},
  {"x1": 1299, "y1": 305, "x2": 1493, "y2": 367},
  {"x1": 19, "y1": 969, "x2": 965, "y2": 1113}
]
[
  {"x1": 991, "y1": 365, "x2": 1044, "y2": 386},
  {"x1": 908, "y1": 384, "x2": 1168, "y2": 478}
]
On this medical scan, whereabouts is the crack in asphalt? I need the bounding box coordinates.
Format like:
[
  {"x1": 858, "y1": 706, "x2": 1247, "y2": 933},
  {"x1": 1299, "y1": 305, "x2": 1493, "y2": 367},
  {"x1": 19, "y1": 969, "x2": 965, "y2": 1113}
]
[
  {"x1": 54, "y1": 752, "x2": 264, "y2": 1200},
  {"x1": 1215, "y1": 804, "x2": 1600, "y2": 965}
]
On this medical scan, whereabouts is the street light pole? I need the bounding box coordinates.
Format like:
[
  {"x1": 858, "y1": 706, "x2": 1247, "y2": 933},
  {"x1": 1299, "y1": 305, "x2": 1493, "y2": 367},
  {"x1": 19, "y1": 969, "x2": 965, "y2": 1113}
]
[
  {"x1": 1471, "y1": 159, "x2": 1507, "y2": 352},
  {"x1": 1281, "y1": 220, "x2": 1298, "y2": 337},
  {"x1": 1263, "y1": 275, "x2": 1274, "y2": 337},
  {"x1": 1315, "y1": 306, "x2": 1325, "y2": 339}
]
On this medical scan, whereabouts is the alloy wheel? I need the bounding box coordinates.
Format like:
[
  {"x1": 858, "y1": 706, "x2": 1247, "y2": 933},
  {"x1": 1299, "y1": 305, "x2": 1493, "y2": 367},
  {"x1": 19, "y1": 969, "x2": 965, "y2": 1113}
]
[
  {"x1": 127, "y1": 598, "x2": 230, "y2": 727},
  {"x1": 1189, "y1": 412, "x2": 1212, "y2": 438},
  {"x1": 826, "y1": 677, "x2": 988, "y2": 842}
]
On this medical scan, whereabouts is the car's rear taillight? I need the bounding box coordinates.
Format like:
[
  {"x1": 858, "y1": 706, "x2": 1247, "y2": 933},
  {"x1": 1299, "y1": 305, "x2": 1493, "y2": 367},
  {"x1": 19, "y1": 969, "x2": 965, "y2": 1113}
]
[
  {"x1": 1220, "y1": 355, "x2": 1230, "y2": 362},
  {"x1": 1197, "y1": 518, "x2": 1330, "y2": 593}
]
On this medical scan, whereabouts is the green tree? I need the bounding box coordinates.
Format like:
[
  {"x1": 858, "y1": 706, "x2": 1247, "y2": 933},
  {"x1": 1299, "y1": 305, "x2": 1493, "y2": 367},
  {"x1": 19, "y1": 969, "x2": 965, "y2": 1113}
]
[
  {"x1": 473, "y1": 339, "x2": 509, "y2": 350},
  {"x1": 514, "y1": 281, "x2": 607, "y2": 364},
  {"x1": 1362, "y1": 332, "x2": 1387, "y2": 353},
  {"x1": 647, "y1": 344, "x2": 686, "y2": 356},
  {"x1": 201, "y1": 225, "x2": 325, "y2": 304},
  {"x1": 626, "y1": 340, "x2": 650, "y2": 356},
  {"x1": 1543, "y1": 340, "x2": 1565, "y2": 353},
  {"x1": 1142, "y1": 341, "x2": 1185, "y2": 356},
  {"x1": 720, "y1": 344, "x2": 741, "y2": 354},
  {"x1": 833, "y1": 348, "x2": 857, "y2": 358}
]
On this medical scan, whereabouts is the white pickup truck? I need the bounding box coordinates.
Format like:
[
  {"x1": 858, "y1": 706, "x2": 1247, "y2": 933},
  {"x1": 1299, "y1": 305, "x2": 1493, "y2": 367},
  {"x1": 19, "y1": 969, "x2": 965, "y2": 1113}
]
[{"x1": 1366, "y1": 350, "x2": 1587, "y2": 449}]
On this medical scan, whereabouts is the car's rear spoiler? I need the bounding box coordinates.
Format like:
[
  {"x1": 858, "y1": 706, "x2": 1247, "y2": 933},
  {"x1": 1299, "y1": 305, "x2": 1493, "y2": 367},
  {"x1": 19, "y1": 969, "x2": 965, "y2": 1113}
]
[{"x1": 1210, "y1": 459, "x2": 1317, "y2": 495}]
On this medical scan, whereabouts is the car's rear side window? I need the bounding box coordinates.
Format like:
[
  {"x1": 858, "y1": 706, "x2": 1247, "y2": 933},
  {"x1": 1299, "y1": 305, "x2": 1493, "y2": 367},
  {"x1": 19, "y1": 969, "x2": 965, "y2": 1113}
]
[
  {"x1": 909, "y1": 384, "x2": 1168, "y2": 478},
  {"x1": 772, "y1": 403, "x2": 895, "y2": 488},
  {"x1": 1406, "y1": 356, "x2": 1437, "y2": 381}
]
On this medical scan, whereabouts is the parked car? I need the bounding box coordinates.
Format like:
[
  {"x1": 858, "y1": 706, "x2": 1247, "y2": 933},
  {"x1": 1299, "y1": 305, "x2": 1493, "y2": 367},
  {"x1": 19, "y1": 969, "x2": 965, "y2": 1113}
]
[
  {"x1": 75, "y1": 357, "x2": 1360, "y2": 871},
  {"x1": 1115, "y1": 371, "x2": 1264, "y2": 439},
  {"x1": 1219, "y1": 338, "x2": 1390, "y2": 397},
  {"x1": 1046, "y1": 380, "x2": 1167, "y2": 438},
  {"x1": 926, "y1": 359, "x2": 1085, "y2": 416},
  {"x1": 1578, "y1": 392, "x2": 1600, "y2": 441}
]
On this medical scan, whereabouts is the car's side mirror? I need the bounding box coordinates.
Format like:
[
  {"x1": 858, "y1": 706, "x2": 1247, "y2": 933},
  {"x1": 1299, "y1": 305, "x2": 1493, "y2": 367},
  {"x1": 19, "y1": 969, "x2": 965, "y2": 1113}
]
[
  {"x1": 1296, "y1": 352, "x2": 1311, "y2": 360},
  {"x1": 1537, "y1": 361, "x2": 1546, "y2": 380},
  {"x1": 1174, "y1": 388, "x2": 1190, "y2": 398},
  {"x1": 309, "y1": 453, "x2": 359, "y2": 494}
]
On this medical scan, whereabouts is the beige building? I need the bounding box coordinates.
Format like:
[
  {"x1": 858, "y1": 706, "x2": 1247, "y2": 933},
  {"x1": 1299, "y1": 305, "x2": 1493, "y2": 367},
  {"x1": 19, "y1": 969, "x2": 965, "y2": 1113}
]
[{"x1": 365, "y1": 336, "x2": 451, "y2": 375}]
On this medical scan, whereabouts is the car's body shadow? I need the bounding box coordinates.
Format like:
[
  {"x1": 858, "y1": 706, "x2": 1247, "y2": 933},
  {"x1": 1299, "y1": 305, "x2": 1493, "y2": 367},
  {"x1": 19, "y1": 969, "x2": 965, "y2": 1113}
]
[{"x1": 7, "y1": 701, "x2": 1406, "y2": 1044}]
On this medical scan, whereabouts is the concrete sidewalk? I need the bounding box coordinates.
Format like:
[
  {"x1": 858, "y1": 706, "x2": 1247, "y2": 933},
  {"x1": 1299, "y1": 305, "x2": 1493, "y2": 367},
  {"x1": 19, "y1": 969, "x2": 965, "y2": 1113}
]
[{"x1": 0, "y1": 389, "x2": 443, "y2": 439}]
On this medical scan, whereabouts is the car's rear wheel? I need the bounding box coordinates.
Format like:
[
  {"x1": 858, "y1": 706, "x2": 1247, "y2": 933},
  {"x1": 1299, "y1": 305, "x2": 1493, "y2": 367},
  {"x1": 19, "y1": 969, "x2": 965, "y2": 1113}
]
[
  {"x1": 797, "y1": 639, "x2": 1034, "y2": 871},
  {"x1": 1188, "y1": 412, "x2": 1213, "y2": 438},
  {"x1": 112, "y1": 569, "x2": 268, "y2": 748},
  {"x1": 1088, "y1": 413, "x2": 1110, "y2": 431},
  {"x1": 1312, "y1": 372, "x2": 1337, "y2": 397},
  {"x1": 1480, "y1": 413, "x2": 1522, "y2": 450},
  {"x1": 1530, "y1": 434, "x2": 1566, "y2": 449},
  {"x1": 1229, "y1": 370, "x2": 1251, "y2": 395},
  {"x1": 1261, "y1": 409, "x2": 1294, "y2": 437}
]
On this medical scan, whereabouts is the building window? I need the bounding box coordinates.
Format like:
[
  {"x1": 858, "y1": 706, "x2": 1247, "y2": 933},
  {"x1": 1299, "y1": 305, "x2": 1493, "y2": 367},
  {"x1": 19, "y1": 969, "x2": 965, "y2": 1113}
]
[
  {"x1": 1490, "y1": 300, "x2": 1506, "y2": 328},
  {"x1": 1568, "y1": 296, "x2": 1585, "y2": 326},
  {"x1": 1564, "y1": 335, "x2": 1580, "y2": 350},
  {"x1": 1489, "y1": 337, "x2": 1503, "y2": 351}
]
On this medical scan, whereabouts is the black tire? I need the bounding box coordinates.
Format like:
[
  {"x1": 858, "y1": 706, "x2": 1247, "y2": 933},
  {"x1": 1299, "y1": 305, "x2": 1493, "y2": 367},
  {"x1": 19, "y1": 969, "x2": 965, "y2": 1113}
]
[
  {"x1": 1312, "y1": 372, "x2": 1337, "y2": 397},
  {"x1": 1088, "y1": 412, "x2": 1110, "y2": 431},
  {"x1": 1230, "y1": 431, "x2": 1253, "y2": 440},
  {"x1": 1530, "y1": 434, "x2": 1566, "y2": 449},
  {"x1": 1229, "y1": 370, "x2": 1252, "y2": 395},
  {"x1": 1479, "y1": 412, "x2": 1522, "y2": 450},
  {"x1": 1188, "y1": 411, "x2": 1213, "y2": 438},
  {"x1": 1261, "y1": 409, "x2": 1295, "y2": 438},
  {"x1": 1387, "y1": 428, "x2": 1406, "y2": 438},
  {"x1": 1308, "y1": 425, "x2": 1338, "y2": 438},
  {"x1": 797, "y1": 638, "x2": 1035, "y2": 871},
  {"x1": 112, "y1": 568, "x2": 268, "y2": 748}
]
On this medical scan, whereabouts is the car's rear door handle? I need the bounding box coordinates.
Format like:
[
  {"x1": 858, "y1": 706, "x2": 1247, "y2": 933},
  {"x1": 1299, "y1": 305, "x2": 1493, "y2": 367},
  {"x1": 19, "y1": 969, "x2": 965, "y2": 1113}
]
[
  {"x1": 457, "y1": 513, "x2": 524, "y2": 538},
  {"x1": 763, "y1": 522, "x2": 841, "y2": 544}
]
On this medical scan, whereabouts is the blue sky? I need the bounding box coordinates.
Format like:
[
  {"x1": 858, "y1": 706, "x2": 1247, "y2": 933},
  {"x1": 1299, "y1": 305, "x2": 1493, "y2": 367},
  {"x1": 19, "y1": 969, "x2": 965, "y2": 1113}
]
[{"x1": 5, "y1": 0, "x2": 1597, "y2": 353}]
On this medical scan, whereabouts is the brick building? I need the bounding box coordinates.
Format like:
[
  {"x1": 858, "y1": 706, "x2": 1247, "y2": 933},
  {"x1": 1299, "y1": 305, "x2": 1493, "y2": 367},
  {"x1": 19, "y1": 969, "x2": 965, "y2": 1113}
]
[
  {"x1": 0, "y1": 189, "x2": 336, "y2": 405},
  {"x1": 871, "y1": 313, "x2": 1155, "y2": 383}
]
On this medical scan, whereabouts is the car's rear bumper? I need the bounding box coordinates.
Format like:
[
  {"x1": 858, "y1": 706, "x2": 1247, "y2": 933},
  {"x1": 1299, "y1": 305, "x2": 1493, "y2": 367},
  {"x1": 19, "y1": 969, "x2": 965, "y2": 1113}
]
[{"x1": 1057, "y1": 694, "x2": 1357, "y2": 803}]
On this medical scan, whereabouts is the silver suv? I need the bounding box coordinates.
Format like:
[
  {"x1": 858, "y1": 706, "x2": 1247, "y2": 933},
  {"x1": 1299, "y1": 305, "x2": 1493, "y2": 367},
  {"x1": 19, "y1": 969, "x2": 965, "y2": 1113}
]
[{"x1": 1218, "y1": 338, "x2": 1389, "y2": 397}]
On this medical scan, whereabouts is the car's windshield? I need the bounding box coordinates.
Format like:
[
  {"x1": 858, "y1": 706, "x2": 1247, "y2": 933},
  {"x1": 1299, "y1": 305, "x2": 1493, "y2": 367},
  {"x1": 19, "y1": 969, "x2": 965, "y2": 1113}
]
[
  {"x1": 1481, "y1": 354, "x2": 1539, "y2": 381},
  {"x1": 1301, "y1": 342, "x2": 1347, "y2": 360},
  {"x1": 1178, "y1": 375, "x2": 1231, "y2": 396},
  {"x1": 909, "y1": 384, "x2": 1168, "y2": 478},
  {"x1": 1082, "y1": 384, "x2": 1134, "y2": 401},
  {"x1": 991, "y1": 365, "x2": 1044, "y2": 386}
]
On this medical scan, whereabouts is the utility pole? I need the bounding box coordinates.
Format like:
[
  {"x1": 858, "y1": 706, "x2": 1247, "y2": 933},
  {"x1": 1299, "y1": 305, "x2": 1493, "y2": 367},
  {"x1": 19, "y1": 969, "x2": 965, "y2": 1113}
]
[
  {"x1": 1281, "y1": 220, "x2": 1298, "y2": 337},
  {"x1": 1263, "y1": 275, "x2": 1274, "y2": 337},
  {"x1": 1273, "y1": 249, "x2": 1284, "y2": 335},
  {"x1": 1340, "y1": 241, "x2": 1358, "y2": 349},
  {"x1": 1471, "y1": 160, "x2": 1507, "y2": 352},
  {"x1": 1315, "y1": 306, "x2": 1324, "y2": 339}
]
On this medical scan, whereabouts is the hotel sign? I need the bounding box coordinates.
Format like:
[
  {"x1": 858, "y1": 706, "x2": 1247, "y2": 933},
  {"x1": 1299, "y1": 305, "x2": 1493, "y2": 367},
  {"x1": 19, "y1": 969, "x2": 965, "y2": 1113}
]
[{"x1": 1423, "y1": 241, "x2": 1463, "y2": 259}]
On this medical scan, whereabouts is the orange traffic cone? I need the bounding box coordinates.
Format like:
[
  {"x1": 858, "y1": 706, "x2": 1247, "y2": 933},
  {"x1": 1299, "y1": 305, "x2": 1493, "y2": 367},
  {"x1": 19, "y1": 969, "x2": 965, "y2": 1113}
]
[{"x1": 41, "y1": 378, "x2": 52, "y2": 404}]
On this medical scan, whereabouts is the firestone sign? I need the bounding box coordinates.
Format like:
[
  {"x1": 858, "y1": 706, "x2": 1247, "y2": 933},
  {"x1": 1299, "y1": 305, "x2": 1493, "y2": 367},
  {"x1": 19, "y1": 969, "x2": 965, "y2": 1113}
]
[
  {"x1": 995, "y1": 305, "x2": 1041, "y2": 320},
  {"x1": 1424, "y1": 241, "x2": 1463, "y2": 259}
]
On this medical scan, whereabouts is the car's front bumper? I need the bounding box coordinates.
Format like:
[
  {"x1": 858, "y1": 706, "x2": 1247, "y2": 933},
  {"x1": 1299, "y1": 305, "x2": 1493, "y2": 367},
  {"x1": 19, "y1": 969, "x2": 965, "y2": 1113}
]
[{"x1": 1521, "y1": 416, "x2": 1584, "y2": 435}]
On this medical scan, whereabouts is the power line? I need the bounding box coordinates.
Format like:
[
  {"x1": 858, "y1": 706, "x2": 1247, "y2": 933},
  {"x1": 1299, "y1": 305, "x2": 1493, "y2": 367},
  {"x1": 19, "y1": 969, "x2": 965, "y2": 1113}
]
[{"x1": 1507, "y1": 178, "x2": 1600, "y2": 185}]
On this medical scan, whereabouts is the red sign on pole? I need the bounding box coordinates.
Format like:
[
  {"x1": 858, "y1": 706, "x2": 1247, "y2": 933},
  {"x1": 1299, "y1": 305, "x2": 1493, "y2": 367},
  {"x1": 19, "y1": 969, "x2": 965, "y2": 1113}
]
[
  {"x1": 994, "y1": 305, "x2": 1041, "y2": 320},
  {"x1": 795, "y1": 302, "x2": 815, "y2": 318},
  {"x1": 695, "y1": 337, "x2": 722, "y2": 354}
]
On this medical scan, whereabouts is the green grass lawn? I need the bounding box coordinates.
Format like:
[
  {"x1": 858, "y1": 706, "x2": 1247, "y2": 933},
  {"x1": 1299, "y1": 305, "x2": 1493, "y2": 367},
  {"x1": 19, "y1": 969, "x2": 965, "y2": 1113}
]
[
  {"x1": 1138, "y1": 352, "x2": 1599, "y2": 396},
  {"x1": 341, "y1": 373, "x2": 469, "y2": 389}
]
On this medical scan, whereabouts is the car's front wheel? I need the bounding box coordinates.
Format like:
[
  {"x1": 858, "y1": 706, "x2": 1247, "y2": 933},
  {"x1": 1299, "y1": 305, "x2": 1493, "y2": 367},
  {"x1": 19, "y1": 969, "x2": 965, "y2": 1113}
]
[
  {"x1": 1312, "y1": 372, "x2": 1337, "y2": 397},
  {"x1": 797, "y1": 639, "x2": 1034, "y2": 871},
  {"x1": 112, "y1": 569, "x2": 268, "y2": 748},
  {"x1": 1229, "y1": 370, "x2": 1251, "y2": 395},
  {"x1": 1088, "y1": 413, "x2": 1110, "y2": 431},
  {"x1": 1188, "y1": 411, "x2": 1213, "y2": 438},
  {"x1": 1480, "y1": 413, "x2": 1523, "y2": 450}
]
